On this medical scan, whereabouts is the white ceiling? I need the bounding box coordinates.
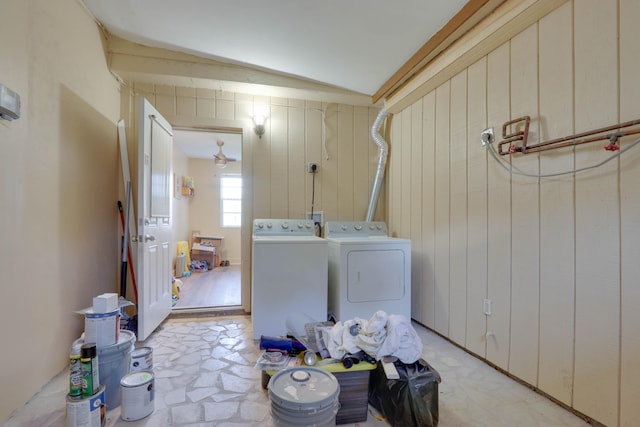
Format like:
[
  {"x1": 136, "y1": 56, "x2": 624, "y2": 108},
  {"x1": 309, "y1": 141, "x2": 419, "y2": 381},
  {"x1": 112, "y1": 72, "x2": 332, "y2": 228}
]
[
  {"x1": 173, "y1": 129, "x2": 242, "y2": 161},
  {"x1": 82, "y1": 0, "x2": 468, "y2": 96},
  {"x1": 82, "y1": 0, "x2": 469, "y2": 158}
]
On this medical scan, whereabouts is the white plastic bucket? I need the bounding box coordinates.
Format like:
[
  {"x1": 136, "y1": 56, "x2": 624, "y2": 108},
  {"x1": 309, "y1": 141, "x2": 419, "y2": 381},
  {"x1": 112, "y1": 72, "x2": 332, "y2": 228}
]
[
  {"x1": 85, "y1": 309, "x2": 119, "y2": 348},
  {"x1": 98, "y1": 330, "x2": 135, "y2": 409},
  {"x1": 66, "y1": 385, "x2": 105, "y2": 427},
  {"x1": 130, "y1": 347, "x2": 153, "y2": 372},
  {"x1": 120, "y1": 371, "x2": 155, "y2": 421},
  {"x1": 268, "y1": 367, "x2": 340, "y2": 427}
]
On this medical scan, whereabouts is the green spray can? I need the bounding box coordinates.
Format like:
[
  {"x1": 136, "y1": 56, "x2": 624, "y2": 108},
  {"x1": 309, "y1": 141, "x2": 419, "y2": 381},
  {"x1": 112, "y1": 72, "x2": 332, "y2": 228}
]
[
  {"x1": 81, "y1": 343, "x2": 99, "y2": 397},
  {"x1": 69, "y1": 340, "x2": 83, "y2": 399}
]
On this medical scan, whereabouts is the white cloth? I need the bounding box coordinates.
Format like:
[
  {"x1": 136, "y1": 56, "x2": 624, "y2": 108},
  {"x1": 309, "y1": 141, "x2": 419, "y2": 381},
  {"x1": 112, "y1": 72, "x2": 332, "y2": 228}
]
[{"x1": 324, "y1": 311, "x2": 423, "y2": 364}]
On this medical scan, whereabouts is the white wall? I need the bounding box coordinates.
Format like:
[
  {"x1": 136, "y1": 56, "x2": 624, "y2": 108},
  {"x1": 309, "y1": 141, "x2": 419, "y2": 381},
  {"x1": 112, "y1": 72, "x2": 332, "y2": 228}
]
[
  {"x1": 188, "y1": 158, "x2": 242, "y2": 264},
  {"x1": 0, "y1": 0, "x2": 121, "y2": 421},
  {"x1": 387, "y1": 1, "x2": 640, "y2": 426}
]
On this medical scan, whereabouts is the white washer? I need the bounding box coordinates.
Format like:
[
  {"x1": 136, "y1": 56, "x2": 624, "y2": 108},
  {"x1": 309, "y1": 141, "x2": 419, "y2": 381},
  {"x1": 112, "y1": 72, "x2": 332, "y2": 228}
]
[
  {"x1": 325, "y1": 221, "x2": 411, "y2": 322},
  {"x1": 251, "y1": 219, "x2": 328, "y2": 340}
]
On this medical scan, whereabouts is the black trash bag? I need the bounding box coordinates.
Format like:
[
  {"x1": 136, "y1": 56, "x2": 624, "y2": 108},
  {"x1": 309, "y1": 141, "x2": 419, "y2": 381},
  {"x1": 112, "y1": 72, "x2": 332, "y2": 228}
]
[{"x1": 368, "y1": 358, "x2": 441, "y2": 427}]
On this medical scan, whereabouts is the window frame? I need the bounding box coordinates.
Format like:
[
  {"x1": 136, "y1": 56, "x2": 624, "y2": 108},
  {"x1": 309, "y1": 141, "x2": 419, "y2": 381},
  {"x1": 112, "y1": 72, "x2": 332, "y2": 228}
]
[{"x1": 220, "y1": 174, "x2": 242, "y2": 228}]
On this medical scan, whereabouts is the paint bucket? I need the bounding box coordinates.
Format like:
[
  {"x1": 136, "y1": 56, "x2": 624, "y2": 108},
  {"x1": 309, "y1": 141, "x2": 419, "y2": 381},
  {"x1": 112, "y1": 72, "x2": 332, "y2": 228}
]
[
  {"x1": 97, "y1": 329, "x2": 135, "y2": 409},
  {"x1": 130, "y1": 347, "x2": 153, "y2": 373},
  {"x1": 268, "y1": 367, "x2": 340, "y2": 427},
  {"x1": 66, "y1": 385, "x2": 106, "y2": 427},
  {"x1": 120, "y1": 371, "x2": 155, "y2": 421},
  {"x1": 84, "y1": 309, "x2": 120, "y2": 348}
]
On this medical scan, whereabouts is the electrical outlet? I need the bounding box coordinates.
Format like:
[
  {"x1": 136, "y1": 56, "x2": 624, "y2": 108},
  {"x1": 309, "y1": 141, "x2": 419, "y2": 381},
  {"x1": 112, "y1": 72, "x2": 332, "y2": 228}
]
[
  {"x1": 481, "y1": 128, "x2": 494, "y2": 146},
  {"x1": 307, "y1": 211, "x2": 323, "y2": 225},
  {"x1": 307, "y1": 162, "x2": 319, "y2": 173},
  {"x1": 484, "y1": 298, "x2": 492, "y2": 316}
]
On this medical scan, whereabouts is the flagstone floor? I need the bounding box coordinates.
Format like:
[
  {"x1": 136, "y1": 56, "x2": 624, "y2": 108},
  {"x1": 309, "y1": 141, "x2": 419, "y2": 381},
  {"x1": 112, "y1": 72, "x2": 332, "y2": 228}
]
[{"x1": 2, "y1": 313, "x2": 592, "y2": 427}]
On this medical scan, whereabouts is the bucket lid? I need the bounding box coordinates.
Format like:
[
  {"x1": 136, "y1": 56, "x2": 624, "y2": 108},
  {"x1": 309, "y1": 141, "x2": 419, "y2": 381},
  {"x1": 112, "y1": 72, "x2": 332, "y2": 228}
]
[
  {"x1": 131, "y1": 346, "x2": 152, "y2": 357},
  {"x1": 121, "y1": 371, "x2": 154, "y2": 387},
  {"x1": 268, "y1": 367, "x2": 339, "y2": 411}
]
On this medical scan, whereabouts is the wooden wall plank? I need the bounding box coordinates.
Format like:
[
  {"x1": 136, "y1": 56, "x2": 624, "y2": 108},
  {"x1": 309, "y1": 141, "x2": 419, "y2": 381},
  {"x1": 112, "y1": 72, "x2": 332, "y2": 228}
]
[
  {"x1": 252, "y1": 96, "x2": 271, "y2": 218},
  {"x1": 305, "y1": 101, "x2": 324, "y2": 220},
  {"x1": 269, "y1": 103, "x2": 288, "y2": 217},
  {"x1": 537, "y1": 2, "x2": 575, "y2": 406},
  {"x1": 466, "y1": 57, "x2": 488, "y2": 358},
  {"x1": 176, "y1": 86, "x2": 196, "y2": 117},
  {"x1": 398, "y1": 102, "x2": 413, "y2": 239},
  {"x1": 619, "y1": 0, "x2": 640, "y2": 425},
  {"x1": 485, "y1": 42, "x2": 511, "y2": 369},
  {"x1": 195, "y1": 88, "x2": 215, "y2": 117},
  {"x1": 288, "y1": 101, "x2": 306, "y2": 218},
  {"x1": 337, "y1": 105, "x2": 355, "y2": 220},
  {"x1": 508, "y1": 23, "x2": 540, "y2": 386},
  {"x1": 573, "y1": 0, "x2": 620, "y2": 425},
  {"x1": 449, "y1": 70, "x2": 469, "y2": 345},
  {"x1": 388, "y1": 109, "x2": 402, "y2": 231},
  {"x1": 353, "y1": 106, "x2": 371, "y2": 220},
  {"x1": 215, "y1": 90, "x2": 234, "y2": 120},
  {"x1": 322, "y1": 103, "x2": 339, "y2": 221},
  {"x1": 421, "y1": 92, "x2": 437, "y2": 329},
  {"x1": 434, "y1": 81, "x2": 451, "y2": 335},
  {"x1": 410, "y1": 99, "x2": 424, "y2": 321}
]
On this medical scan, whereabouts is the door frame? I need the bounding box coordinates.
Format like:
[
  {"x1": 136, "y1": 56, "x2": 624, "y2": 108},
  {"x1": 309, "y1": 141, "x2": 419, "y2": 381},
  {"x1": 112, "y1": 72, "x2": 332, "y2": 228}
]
[{"x1": 166, "y1": 115, "x2": 254, "y2": 313}]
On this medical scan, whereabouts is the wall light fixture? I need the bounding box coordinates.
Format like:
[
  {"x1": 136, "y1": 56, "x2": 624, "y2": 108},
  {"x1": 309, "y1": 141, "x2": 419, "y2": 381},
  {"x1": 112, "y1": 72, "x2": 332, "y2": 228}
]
[{"x1": 253, "y1": 115, "x2": 266, "y2": 138}]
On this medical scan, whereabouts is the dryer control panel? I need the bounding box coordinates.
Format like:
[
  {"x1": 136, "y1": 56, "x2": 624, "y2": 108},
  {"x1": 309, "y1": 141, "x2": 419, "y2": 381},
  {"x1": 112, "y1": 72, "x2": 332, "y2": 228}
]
[
  {"x1": 324, "y1": 221, "x2": 388, "y2": 238},
  {"x1": 253, "y1": 218, "x2": 316, "y2": 236}
]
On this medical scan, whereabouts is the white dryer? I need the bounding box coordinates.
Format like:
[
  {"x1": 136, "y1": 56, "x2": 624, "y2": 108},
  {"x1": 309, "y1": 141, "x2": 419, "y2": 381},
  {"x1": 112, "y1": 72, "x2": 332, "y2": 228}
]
[
  {"x1": 325, "y1": 221, "x2": 411, "y2": 322},
  {"x1": 251, "y1": 219, "x2": 328, "y2": 340}
]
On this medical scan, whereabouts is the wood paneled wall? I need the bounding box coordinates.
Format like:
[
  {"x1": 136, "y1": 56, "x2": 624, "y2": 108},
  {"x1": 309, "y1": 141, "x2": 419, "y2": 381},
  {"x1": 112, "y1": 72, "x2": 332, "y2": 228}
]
[
  {"x1": 387, "y1": 1, "x2": 640, "y2": 426},
  {"x1": 128, "y1": 85, "x2": 384, "y2": 223}
]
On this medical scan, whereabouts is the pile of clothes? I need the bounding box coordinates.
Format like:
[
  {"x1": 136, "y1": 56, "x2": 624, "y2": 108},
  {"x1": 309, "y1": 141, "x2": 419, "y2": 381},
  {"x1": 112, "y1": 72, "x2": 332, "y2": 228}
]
[{"x1": 322, "y1": 310, "x2": 423, "y2": 364}]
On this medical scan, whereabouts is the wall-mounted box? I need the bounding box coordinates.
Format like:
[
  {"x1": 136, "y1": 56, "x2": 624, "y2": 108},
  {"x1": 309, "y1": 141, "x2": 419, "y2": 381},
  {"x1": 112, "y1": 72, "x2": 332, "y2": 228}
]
[{"x1": 0, "y1": 84, "x2": 20, "y2": 121}]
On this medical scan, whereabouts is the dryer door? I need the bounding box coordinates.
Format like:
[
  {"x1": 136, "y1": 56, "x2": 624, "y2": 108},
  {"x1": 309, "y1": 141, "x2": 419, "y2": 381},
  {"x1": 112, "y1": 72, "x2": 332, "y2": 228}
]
[{"x1": 347, "y1": 249, "x2": 406, "y2": 302}]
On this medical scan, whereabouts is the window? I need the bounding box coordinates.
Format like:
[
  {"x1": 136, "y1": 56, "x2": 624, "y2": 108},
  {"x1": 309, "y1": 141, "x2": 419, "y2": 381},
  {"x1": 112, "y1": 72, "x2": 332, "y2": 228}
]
[{"x1": 220, "y1": 175, "x2": 242, "y2": 227}]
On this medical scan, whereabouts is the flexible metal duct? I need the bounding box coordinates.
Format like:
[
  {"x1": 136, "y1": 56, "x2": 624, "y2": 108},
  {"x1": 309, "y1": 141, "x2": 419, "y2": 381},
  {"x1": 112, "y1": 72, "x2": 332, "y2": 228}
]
[{"x1": 365, "y1": 108, "x2": 389, "y2": 222}]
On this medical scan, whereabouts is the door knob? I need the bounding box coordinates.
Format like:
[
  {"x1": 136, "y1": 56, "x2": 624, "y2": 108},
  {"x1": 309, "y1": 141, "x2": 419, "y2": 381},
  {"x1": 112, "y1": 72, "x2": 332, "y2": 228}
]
[{"x1": 144, "y1": 235, "x2": 156, "y2": 242}]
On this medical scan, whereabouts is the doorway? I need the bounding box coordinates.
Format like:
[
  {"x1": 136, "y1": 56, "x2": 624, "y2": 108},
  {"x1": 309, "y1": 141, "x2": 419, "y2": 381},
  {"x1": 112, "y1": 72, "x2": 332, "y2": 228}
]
[{"x1": 171, "y1": 127, "x2": 243, "y2": 310}]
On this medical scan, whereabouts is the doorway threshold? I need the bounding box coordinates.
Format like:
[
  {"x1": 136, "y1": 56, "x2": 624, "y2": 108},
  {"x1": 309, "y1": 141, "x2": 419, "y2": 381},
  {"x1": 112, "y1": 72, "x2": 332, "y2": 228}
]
[{"x1": 170, "y1": 305, "x2": 247, "y2": 319}]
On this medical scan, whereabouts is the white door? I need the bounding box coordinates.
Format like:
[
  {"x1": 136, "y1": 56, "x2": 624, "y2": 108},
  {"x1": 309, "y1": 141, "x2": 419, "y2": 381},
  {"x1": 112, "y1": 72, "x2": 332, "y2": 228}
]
[{"x1": 136, "y1": 97, "x2": 173, "y2": 340}]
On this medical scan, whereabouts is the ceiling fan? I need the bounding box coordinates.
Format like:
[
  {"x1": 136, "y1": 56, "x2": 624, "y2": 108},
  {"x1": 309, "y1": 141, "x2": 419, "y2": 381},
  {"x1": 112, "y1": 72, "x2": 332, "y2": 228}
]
[{"x1": 213, "y1": 140, "x2": 237, "y2": 169}]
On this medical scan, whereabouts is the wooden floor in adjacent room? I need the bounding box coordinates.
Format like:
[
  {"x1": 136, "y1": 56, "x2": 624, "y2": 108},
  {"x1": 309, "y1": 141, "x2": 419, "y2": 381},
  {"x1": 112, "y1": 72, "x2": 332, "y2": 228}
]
[{"x1": 173, "y1": 264, "x2": 241, "y2": 308}]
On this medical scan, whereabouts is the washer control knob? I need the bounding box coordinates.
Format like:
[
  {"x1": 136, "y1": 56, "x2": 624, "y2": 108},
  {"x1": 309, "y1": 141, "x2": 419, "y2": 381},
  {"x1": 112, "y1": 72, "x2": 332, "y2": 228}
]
[
  {"x1": 297, "y1": 222, "x2": 304, "y2": 229},
  {"x1": 281, "y1": 222, "x2": 289, "y2": 229},
  {"x1": 266, "y1": 222, "x2": 272, "y2": 229},
  {"x1": 354, "y1": 224, "x2": 362, "y2": 231},
  {"x1": 256, "y1": 222, "x2": 264, "y2": 229}
]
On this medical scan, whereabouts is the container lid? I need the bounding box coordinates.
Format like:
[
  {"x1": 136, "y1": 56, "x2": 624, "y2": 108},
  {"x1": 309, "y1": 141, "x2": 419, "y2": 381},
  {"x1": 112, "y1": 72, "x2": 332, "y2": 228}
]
[
  {"x1": 131, "y1": 346, "x2": 152, "y2": 356},
  {"x1": 268, "y1": 367, "x2": 339, "y2": 411},
  {"x1": 121, "y1": 371, "x2": 154, "y2": 387}
]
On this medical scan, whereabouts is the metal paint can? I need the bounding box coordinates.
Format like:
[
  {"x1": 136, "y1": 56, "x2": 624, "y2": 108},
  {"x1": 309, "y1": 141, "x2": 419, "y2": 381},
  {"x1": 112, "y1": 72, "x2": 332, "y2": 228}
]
[
  {"x1": 66, "y1": 385, "x2": 106, "y2": 427},
  {"x1": 120, "y1": 371, "x2": 155, "y2": 421},
  {"x1": 84, "y1": 309, "x2": 120, "y2": 348},
  {"x1": 130, "y1": 346, "x2": 153, "y2": 372},
  {"x1": 268, "y1": 367, "x2": 340, "y2": 427}
]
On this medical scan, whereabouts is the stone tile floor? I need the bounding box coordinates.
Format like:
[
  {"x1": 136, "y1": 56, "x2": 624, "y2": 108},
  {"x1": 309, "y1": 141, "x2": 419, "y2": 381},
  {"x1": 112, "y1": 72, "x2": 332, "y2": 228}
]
[{"x1": 2, "y1": 313, "x2": 592, "y2": 426}]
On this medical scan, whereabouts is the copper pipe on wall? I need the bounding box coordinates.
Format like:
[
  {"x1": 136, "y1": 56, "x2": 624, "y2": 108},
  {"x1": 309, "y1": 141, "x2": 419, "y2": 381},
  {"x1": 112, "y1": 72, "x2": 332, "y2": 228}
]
[
  {"x1": 498, "y1": 118, "x2": 640, "y2": 155},
  {"x1": 498, "y1": 116, "x2": 530, "y2": 154}
]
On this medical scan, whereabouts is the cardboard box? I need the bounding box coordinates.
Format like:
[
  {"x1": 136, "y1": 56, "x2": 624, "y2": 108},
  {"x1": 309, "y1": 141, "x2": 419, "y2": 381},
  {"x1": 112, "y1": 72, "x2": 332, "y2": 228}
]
[{"x1": 93, "y1": 293, "x2": 119, "y2": 313}]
